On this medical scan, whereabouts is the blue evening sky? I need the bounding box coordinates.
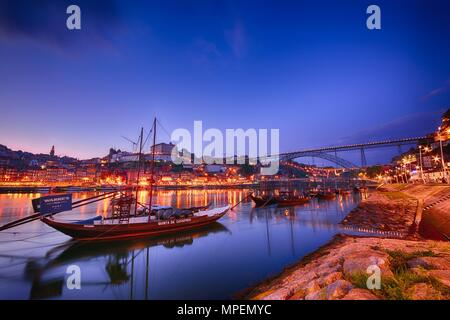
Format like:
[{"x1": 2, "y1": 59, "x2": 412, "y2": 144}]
[{"x1": 0, "y1": 0, "x2": 449, "y2": 165}]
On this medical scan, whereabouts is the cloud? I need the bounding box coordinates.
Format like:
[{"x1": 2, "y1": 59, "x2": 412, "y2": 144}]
[
  {"x1": 189, "y1": 19, "x2": 248, "y2": 65},
  {"x1": 190, "y1": 38, "x2": 222, "y2": 65},
  {"x1": 224, "y1": 20, "x2": 247, "y2": 58},
  {"x1": 336, "y1": 110, "x2": 443, "y2": 145},
  {"x1": 0, "y1": 0, "x2": 122, "y2": 51},
  {"x1": 422, "y1": 78, "x2": 450, "y2": 101}
]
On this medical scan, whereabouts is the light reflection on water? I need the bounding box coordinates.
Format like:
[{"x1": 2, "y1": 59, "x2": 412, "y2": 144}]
[{"x1": 0, "y1": 189, "x2": 367, "y2": 300}]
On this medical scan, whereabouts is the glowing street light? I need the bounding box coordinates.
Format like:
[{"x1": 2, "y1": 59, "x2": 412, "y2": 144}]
[
  {"x1": 436, "y1": 129, "x2": 449, "y2": 184},
  {"x1": 418, "y1": 146, "x2": 426, "y2": 183}
]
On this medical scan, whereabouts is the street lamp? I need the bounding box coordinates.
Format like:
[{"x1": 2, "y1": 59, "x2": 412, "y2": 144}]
[
  {"x1": 398, "y1": 165, "x2": 406, "y2": 183},
  {"x1": 436, "y1": 131, "x2": 448, "y2": 184},
  {"x1": 418, "y1": 146, "x2": 425, "y2": 184}
]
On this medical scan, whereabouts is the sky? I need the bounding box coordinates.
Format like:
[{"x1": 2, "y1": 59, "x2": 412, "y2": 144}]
[{"x1": 0, "y1": 0, "x2": 449, "y2": 165}]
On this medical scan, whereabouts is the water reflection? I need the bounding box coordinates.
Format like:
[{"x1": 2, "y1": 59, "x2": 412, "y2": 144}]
[
  {"x1": 0, "y1": 189, "x2": 368, "y2": 299},
  {"x1": 24, "y1": 223, "x2": 229, "y2": 300}
]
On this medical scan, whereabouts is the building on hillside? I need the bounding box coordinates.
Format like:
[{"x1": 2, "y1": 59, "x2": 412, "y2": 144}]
[
  {"x1": 111, "y1": 152, "x2": 139, "y2": 163},
  {"x1": 151, "y1": 142, "x2": 175, "y2": 155},
  {"x1": 204, "y1": 164, "x2": 226, "y2": 174},
  {"x1": 149, "y1": 143, "x2": 175, "y2": 162},
  {"x1": 45, "y1": 167, "x2": 68, "y2": 182}
]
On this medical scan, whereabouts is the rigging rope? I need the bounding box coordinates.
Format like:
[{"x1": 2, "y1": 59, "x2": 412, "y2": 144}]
[
  {"x1": 156, "y1": 118, "x2": 172, "y2": 140},
  {"x1": 0, "y1": 190, "x2": 129, "y2": 232}
]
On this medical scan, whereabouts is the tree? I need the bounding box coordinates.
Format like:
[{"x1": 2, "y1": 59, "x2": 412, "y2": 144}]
[
  {"x1": 443, "y1": 108, "x2": 450, "y2": 121},
  {"x1": 365, "y1": 165, "x2": 384, "y2": 178},
  {"x1": 239, "y1": 164, "x2": 256, "y2": 176}
]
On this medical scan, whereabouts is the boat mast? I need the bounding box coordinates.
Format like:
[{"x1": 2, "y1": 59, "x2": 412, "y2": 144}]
[
  {"x1": 148, "y1": 117, "x2": 157, "y2": 222},
  {"x1": 133, "y1": 127, "x2": 144, "y2": 216}
]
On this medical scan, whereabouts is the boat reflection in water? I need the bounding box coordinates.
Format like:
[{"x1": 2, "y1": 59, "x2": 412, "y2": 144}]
[
  {"x1": 0, "y1": 188, "x2": 371, "y2": 300},
  {"x1": 25, "y1": 223, "x2": 229, "y2": 300}
]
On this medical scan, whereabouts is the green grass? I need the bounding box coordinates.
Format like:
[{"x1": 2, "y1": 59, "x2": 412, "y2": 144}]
[
  {"x1": 347, "y1": 250, "x2": 446, "y2": 300},
  {"x1": 385, "y1": 249, "x2": 436, "y2": 273},
  {"x1": 348, "y1": 269, "x2": 432, "y2": 300},
  {"x1": 348, "y1": 272, "x2": 371, "y2": 290},
  {"x1": 428, "y1": 276, "x2": 450, "y2": 296},
  {"x1": 382, "y1": 270, "x2": 430, "y2": 300}
]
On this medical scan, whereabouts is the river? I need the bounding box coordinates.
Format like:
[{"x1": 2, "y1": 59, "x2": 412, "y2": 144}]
[{"x1": 0, "y1": 189, "x2": 368, "y2": 299}]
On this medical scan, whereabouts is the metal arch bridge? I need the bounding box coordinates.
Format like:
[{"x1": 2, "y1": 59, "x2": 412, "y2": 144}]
[
  {"x1": 279, "y1": 150, "x2": 357, "y2": 168},
  {"x1": 265, "y1": 135, "x2": 433, "y2": 169}
]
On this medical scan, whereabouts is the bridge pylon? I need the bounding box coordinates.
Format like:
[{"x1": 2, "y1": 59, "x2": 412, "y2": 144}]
[{"x1": 360, "y1": 148, "x2": 367, "y2": 167}]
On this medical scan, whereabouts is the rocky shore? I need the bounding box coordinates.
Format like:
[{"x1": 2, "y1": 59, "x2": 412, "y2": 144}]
[
  {"x1": 244, "y1": 184, "x2": 450, "y2": 300},
  {"x1": 341, "y1": 189, "x2": 417, "y2": 236}
]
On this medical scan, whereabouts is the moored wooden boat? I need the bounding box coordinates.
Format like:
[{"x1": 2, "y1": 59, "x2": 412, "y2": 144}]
[
  {"x1": 39, "y1": 119, "x2": 231, "y2": 241},
  {"x1": 250, "y1": 194, "x2": 277, "y2": 207},
  {"x1": 136, "y1": 203, "x2": 211, "y2": 217},
  {"x1": 274, "y1": 196, "x2": 310, "y2": 206},
  {"x1": 353, "y1": 186, "x2": 368, "y2": 193},
  {"x1": 335, "y1": 188, "x2": 352, "y2": 195},
  {"x1": 307, "y1": 189, "x2": 319, "y2": 197},
  {"x1": 317, "y1": 191, "x2": 336, "y2": 200},
  {"x1": 42, "y1": 205, "x2": 230, "y2": 241}
]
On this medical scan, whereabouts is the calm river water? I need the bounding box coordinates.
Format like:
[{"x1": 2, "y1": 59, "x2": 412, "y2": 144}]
[{"x1": 0, "y1": 189, "x2": 368, "y2": 299}]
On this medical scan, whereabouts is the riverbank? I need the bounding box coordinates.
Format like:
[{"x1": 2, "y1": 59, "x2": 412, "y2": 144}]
[
  {"x1": 243, "y1": 184, "x2": 450, "y2": 300},
  {"x1": 342, "y1": 184, "x2": 450, "y2": 239},
  {"x1": 243, "y1": 235, "x2": 450, "y2": 300},
  {"x1": 341, "y1": 188, "x2": 417, "y2": 237},
  {"x1": 0, "y1": 183, "x2": 259, "y2": 194}
]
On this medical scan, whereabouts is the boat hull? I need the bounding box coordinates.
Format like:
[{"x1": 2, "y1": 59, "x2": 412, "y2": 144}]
[
  {"x1": 250, "y1": 195, "x2": 277, "y2": 207},
  {"x1": 42, "y1": 208, "x2": 229, "y2": 241},
  {"x1": 317, "y1": 193, "x2": 336, "y2": 200},
  {"x1": 275, "y1": 197, "x2": 310, "y2": 206}
]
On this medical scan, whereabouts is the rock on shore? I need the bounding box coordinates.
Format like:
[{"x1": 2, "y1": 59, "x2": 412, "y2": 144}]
[
  {"x1": 341, "y1": 184, "x2": 450, "y2": 238},
  {"x1": 246, "y1": 235, "x2": 450, "y2": 300},
  {"x1": 341, "y1": 190, "x2": 417, "y2": 235}
]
